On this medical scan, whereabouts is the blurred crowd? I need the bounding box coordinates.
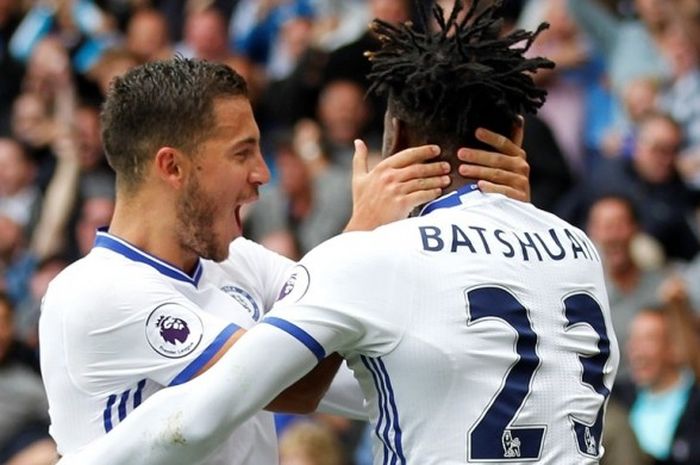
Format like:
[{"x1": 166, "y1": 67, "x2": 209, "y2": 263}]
[{"x1": 1, "y1": 0, "x2": 700, "y2": 464}]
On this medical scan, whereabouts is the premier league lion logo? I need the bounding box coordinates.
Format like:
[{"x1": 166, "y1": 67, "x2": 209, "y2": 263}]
[
  {"x1": 146, "y1": 304, "x2": 203, "y2": 358},
  {"x1": 156, "y1": 315, "x2": 190, "y2": 344},
  {"x1": 276, "y1": 265, "x2": 310, "y2": 303},
  {"x1": 278, "y1": 273, "x2": 298, "y2": 300}
]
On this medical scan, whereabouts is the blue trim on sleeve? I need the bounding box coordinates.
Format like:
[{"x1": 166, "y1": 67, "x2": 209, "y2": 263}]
[
  {"x1": 117, "y1": 389, "x2": 130, "y2": 421},
  {"x1": 263, "y1": 317, "x2": 326, "y2": 362},
  {"x1": 103, "y1": 394, "x2": 117, "y2": 433},
  {"x1": 168, "y1": 323, "x2": 239, "y2": 386},
  {"x1": 133, "y1": 379, "x2": 146, "y2": 409}
]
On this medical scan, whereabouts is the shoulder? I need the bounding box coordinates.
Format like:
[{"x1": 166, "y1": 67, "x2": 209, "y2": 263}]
[
  {"x1": 302, "y1": 228, "x2": 404, "y2": 266},
  {"x1": 43, "y1": 250, "x2": 180, "y2": 323},
  {"x1": 226, "y1": 237, "x2": 294, "y2": 272}
]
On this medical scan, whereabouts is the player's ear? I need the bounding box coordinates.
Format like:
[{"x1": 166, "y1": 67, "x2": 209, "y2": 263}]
[
  {"x1": 154, "y1": 146, "x2": 186, "y2": 188},
  {"x1": 388, "y1": 117, "x2": 411, "y2": 156}
]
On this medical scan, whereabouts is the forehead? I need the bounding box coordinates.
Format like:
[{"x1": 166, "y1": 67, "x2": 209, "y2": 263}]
[
  {"x1": 0, "y1": 140, "x2": 25, "y2": 161},
  {"x1": 640, "y1": 118, "x2": 681, "y2": 140},
  {"x1": 209, "y1": 97, "x2": 257, "y2": 135},
  {"x1": 592, "y1": 198, "x2": 632, "y2": 218},
  {"x1": 632, "y1": 311, "x2": 667, "y2": 334}
]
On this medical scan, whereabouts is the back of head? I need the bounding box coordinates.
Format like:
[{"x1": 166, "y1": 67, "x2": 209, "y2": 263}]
[
  {"x1": 101, "y1": 57, "x2": 248, "y2": 193},
  {"x1": 367, "y1": 0, "x2": 553, "y2": 159}
]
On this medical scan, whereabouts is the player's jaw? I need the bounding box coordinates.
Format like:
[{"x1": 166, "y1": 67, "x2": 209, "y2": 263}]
[{"x1": 175, "y1": 174, "x2": 257, "y2": 263}]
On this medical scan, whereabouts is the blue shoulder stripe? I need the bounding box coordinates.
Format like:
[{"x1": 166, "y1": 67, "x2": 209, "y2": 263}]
[
  {"x1": 169, "y1": 323, "x2": 239, "y2": 386},
  {"x1": 263, "y1": 317, "x2": 326, "y2": 362}
]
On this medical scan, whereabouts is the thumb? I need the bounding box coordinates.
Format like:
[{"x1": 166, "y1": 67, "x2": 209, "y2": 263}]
[{"x1": 352, "y1": 139, "x2": 369, "y2": 176}]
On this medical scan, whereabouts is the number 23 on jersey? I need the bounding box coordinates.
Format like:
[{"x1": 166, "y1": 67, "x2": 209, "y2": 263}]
[{"x1": 465, "y1": 286, "x2": 612, "y2": 462}]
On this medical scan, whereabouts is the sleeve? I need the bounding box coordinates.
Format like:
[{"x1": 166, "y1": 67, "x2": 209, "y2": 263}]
[
  {"x1": 227, "y1": 237, "x2": 295, "y2": 312},
  {"x1": 61, "y1": 271, "x2": 239, "y2": 389},
  {"x1": 58, "y1": 324, "x2": 323, "y2": 465},
  {"x1": 261, "y1": 233, "x2": 412, "y2": 359}
]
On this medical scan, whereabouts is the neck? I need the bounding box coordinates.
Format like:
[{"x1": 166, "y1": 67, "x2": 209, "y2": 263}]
[
  {"x1": 289, "y1": 188, "x2": 312, "y2": 220},
  {"x1": 108, "y1": 189, "x2": 198, "y2": 273},
  {"x1": 609, "y1": 261, "x2": 640, "y2": 292},
  {"x1": 649, "y1": 369, "x2": 684, "y2": 394},
  {"x1": 399, "y1": 131, "x2": 478, "y2": 197}
]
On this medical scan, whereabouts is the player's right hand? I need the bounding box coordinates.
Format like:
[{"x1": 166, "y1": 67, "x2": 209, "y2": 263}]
[{"x1": 345, "y1": 140, "x2": 451, "y2": 232}]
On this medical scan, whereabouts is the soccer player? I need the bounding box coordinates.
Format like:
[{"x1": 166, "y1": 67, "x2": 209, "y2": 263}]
[
  {"x1": 55, "y1": 2, "x2": 618, "y2": 464},
  {"x1": 41, "y1": 56, "x2": 531, "y2": 464}
]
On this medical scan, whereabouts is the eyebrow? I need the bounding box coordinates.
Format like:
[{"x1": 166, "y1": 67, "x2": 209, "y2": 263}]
[{"x1": 229, "y1": 137, "x2": 259, "y2": 151}]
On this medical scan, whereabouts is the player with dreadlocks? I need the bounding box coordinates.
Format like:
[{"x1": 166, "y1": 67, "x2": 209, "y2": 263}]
[
  {"x1": 367, "y1": 0, "x2": 552, "y2": 185},
  {"x1": 57, "y1": 2, "x2": 617, "y2": 464}
]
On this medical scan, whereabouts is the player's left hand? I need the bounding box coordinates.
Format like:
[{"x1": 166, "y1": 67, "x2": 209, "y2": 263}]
[
  {"x1": 345, "y1": 140, "x2": 451, "y2": 232},
  {"x1": 457, "y1": 117, "x2": 530, "y2": 202}
]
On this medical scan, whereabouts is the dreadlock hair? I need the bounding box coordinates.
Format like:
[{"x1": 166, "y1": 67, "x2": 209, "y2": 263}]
[{"x1": 366, "y1": 0, "x2": 554, "y2": 155}]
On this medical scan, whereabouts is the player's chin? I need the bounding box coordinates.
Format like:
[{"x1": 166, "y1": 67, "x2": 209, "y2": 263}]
[{"x1": 210, "y1": 240, "x2": 233, "y2": 263}]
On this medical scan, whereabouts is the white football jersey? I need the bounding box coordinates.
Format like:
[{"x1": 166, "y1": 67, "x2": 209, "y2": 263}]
[
  {"x1": 267, "y1": 187, "x2": 619, "y2": 464},
  {"x1": 40, "y1": 231, "x2": 293, "y2": 464}
]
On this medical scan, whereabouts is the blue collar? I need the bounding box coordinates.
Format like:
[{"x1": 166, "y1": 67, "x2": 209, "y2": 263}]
[
  {"x1": 418, "y1": 183, "x2": 480, "y2": 217},
  {"x1": 93, "y1": 229, "x2": 203, "y2": 287}
]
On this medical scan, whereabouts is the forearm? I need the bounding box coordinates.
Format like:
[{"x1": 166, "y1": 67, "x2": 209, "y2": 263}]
[
  {"x1": 30, "y1": 158, "x2": 80, "y2": 260},
  {"x1": 566, "y1": 0, "x2": 618, "y2": 58},
  {"x1": 266, "y1": 353, "x2": 342, "y2": 413},
  {"x1": 58, "y1": 325, "x2": 318, "y2": 465}
]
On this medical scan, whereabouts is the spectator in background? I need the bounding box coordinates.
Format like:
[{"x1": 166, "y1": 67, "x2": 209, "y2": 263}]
[
  {"x1": 0, "y1": 0, "x2": 24, "y2": 136},
  {"x1": 14, "y1": 254, "x2": 69, "y2": 351},
  {"x1": 229, "y1": 0, "x2": 314, "y2": 67},
  {"x1": 323, "y1": 0, "x2": 412, "y2": 133},
  {"x1": 71, "y1": 194, "x2": 115, "y2": 260},
  {"x1": 315, "y1": 79, "x2": 377, "y2": 169},
  {"x1": 528, "y1": 0, "x2": 607, "y2": 176},
  {"x1": 0, "y1": 139, "x2": 40, "y2": 231},
  {"x1": 0, "y1": 214, "x2": 34, "y2": 305},
  {"x1": 256, "y1": 16, "x2": 327, "y2": 131},
  {"x1": 10, "y1": 93, "x2": 56, "y2": 189},
  {"x1": 566, "y1": 0, "x2": 670, "y2": 98},
  {"x1": 601, "y1": 76, "x2": 660, "y2": 160},
  {"x1": 244, "y1": 131, "x2": 351, "y2": 259},
  {"x1": 617, "y1": 301, "x2": 700, "y2": 464},
  {"x1": 72, "y1": 104, "x2": 115, "y2": 199},
  {"x1": 125, "y1": 8, "x2": 172, "y2": 64},
  {"x1": 8, "y1": 0, "x2": 116, "y2": 74},
  {"x1": 0, "y1": 292, "x2": 56, "y2": 465},
  {"x1": 87, "y1": 48, "x2": 138, "y2": 96},
  {"x1": 657, "y1": 24, "x2": 700, "y2": 188},
  {"x1": 601, "y1": 399, "x2": 654, "y2": 465},
  {"x1": 586, "y1": 194, "x2": 669, "y2": 383},
  {"x1": 279, "y1": 421, "x2": 344, "y2": 465},
  {"x1": 520, "y1": 114, "x2": 575, "y2": 213},
  {"x1": 560, "y1": 112, "x2": 700, "y2": 261},
  {"x1": 178, "y1": 5, "x2": 254, "y2": 95}
]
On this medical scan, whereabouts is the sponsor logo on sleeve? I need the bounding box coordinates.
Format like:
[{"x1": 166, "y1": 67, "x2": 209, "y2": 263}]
[
  {"x1": 145, "y1": 304, "x2": 203, "y2": 358},
  {"x1": 276, "y1": 265, "x2": 310, "y2": 303}
]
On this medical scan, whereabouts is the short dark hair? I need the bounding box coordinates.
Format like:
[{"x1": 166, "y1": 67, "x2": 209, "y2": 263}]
[
  {"x1": 587, "y1": 193, "x2": 641, "y2": 225},
  {"x1": 366, "y1": 0, "x2": 553, "y2": 152},
  {"x1": 101, "y1": 57, "x2": 248, "y2": 191}
]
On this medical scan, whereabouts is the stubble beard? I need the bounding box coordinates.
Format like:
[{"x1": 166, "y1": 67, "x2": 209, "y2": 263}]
[{"x1": 175, "y1": 175, "x2": 228, "y2": 262}]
